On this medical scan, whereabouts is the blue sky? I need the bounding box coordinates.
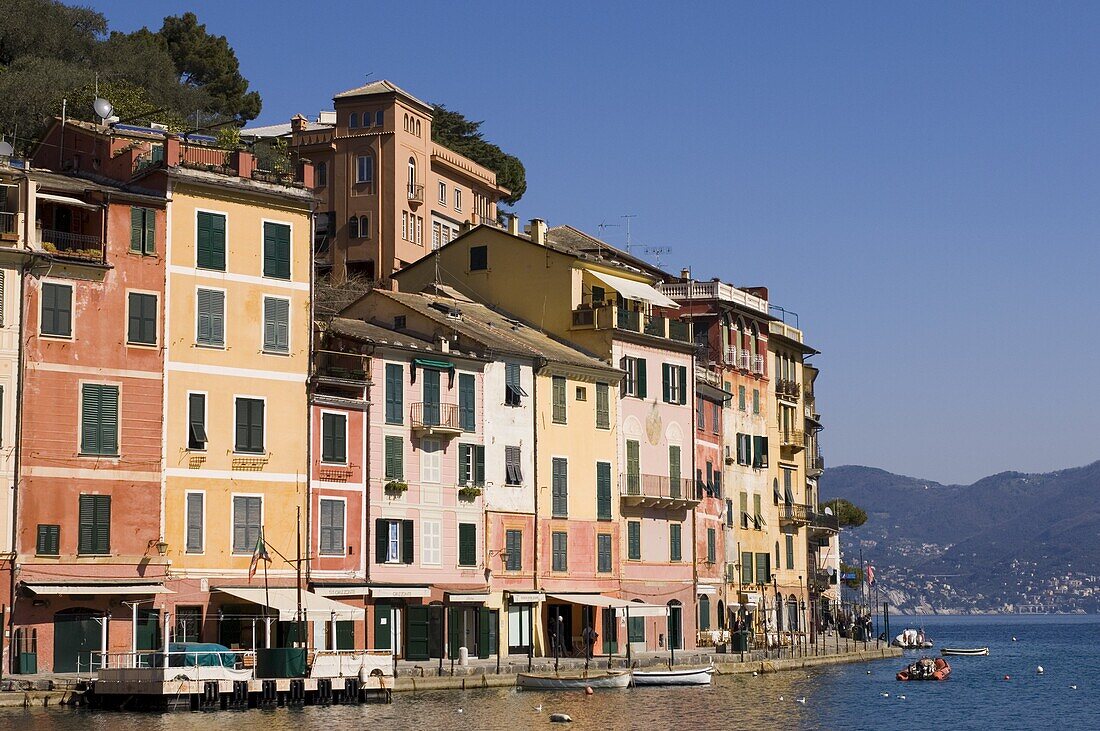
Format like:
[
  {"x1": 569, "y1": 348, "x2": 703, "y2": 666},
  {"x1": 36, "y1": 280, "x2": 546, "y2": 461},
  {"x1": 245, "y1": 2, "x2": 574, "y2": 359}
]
[{"x1": 90, "y1": 1, "x2": 1100, "y2": 484}]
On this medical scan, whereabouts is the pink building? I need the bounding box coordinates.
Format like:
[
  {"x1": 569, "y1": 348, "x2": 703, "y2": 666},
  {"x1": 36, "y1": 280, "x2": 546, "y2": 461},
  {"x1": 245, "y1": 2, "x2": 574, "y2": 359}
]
[{"x1": 694, "y1": 378, "x2": 730, "y2": 643}]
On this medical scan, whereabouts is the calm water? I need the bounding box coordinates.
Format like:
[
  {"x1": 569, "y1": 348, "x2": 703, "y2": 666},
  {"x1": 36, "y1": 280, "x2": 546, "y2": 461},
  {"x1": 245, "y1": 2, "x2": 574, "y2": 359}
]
[{"x1": 10, "y1": 616, "x2": 1100, "y2": 730}]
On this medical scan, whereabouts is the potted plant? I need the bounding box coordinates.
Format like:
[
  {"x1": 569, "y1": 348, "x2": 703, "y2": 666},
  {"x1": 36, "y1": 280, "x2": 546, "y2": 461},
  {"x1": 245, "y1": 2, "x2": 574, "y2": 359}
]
[
  {"x1": 458, "y1": 484, "x2": 482, "y2": 499},
  {"x1": 384, "y1": 480, "x2": 408, "y2": 494}
]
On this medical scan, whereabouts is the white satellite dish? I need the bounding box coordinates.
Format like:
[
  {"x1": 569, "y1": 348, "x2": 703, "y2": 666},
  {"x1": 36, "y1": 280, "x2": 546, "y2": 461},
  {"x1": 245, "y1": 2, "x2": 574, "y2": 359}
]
[
  {"x1": 93, "y1": 97, "x2": 114, "y2": 121},
  {"x1": 0, "y1": 139, "x2": 13, "y2": 157}
]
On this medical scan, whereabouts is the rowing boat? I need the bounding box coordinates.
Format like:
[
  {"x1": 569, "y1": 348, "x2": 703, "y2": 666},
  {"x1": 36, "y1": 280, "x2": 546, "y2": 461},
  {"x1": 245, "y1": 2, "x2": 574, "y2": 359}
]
[
  {"x1": 516, "y1": 670, "x2": 633, "y2": 690},
  {"x1": 940, "y1": 647, "x2": 989, "y2": 656},
  {"x1": 633, "y1": 666, "x2": 715, "y2": 686}
]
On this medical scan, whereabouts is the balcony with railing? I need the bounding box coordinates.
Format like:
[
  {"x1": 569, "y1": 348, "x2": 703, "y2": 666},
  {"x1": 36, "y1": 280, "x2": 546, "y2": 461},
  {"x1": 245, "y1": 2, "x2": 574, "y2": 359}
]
[
  {"x1": 778, "y1": 502, "x2": 812, "y2": 527},
  {"x1": 657, "y1": 280, "x2": 770, "y2": 316},
  {"x1": 779, "y1": 429, "x2": 804, "y2": 452},
  {"x1": 39, "y1": 228, "x2": 105, "y2": 264},
  {"x1": 407, "y1": 183, "x2": 424, "y2": 204},
  {"x1": 571, "y1": 302, "x2": 693, "y2": 344},
  {"x1": 0, "y1": 210, "x2": 17, "y2": 242},
  {"x1": 752, "y1": 355, "x2": 765, "y2": 375},
  {"x1": 808, "y1": 452, "x2": 825, "y2": 477},
  {"x1": 810, "y1": 509, "x2": 839, "y2": 535},
  {"x1": 410, "y1": 401, "x2": 462, "y2": 436},
  {"x1": 313, "y1": 350, "x2": 371, "y2": 407},
  {"x1": 776, "y1": 379, "x2": 801, "y2": 401},
  {"x1": 620, "y1": 473, "x2": 699, "y2": 509}
]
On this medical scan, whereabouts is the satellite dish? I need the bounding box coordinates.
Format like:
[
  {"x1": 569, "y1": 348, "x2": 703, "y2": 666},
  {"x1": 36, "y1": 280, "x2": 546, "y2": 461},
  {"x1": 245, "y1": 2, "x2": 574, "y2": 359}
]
[
  {"x1": 93, "y1": 97, "x2": 114, "y2": 120},
  {"x1": 0, "y1": 139, "x2": 13, "y2": 157}
]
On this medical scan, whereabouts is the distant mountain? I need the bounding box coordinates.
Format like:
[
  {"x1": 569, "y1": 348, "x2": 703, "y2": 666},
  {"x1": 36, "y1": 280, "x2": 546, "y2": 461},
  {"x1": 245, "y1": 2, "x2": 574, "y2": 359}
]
[{"x1": 819, "y1": 462, "x2": 1100, "y2": 613}]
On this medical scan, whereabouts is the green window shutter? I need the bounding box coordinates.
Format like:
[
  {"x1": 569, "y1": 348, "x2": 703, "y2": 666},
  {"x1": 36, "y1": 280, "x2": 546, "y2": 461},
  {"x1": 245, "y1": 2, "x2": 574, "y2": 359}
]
[
  {"x1": 401, "y1": 519, "x2": 414, "y2": 564},
  {"x1": 235, "y1": 398, "x2": 263, "y2": 453},
  {"x1": 551, "y1": 458, "x2": 568, "y2": 517},
  {"x1": 753, "y1": 435, "x2": 766, "y2": 468},
  {"x1": 384, "y1": 436, "x2": 403, "y2": 480},
  {"x1": 131, "y1": 207, "x2": 143, "y2": 252},
  {"x1": 636, "y1": 358, "x2": 647, "y2": 398},
  {"x1": 628, "y1": 521, "x2": 641, "y2": 560},
  {"x1": 552, "y1": 376, "x2": 566, "y2": 423},
  {"x1": 597, "y1": 534, "x2": 612, "y2": 573},
  {"x1": 197, "y1": 212, "x2": 226, "y2": 270},
  {"x1": 752, "y1": 389, "x2": 760, "y2": 414},
  {"x1": 375, "y1": 519, "x2": 388, "y2": 563},
  {"x1": 626, "y1": 440, "x2": 640, "y2": 493},
  {"x1": 678, "y1": 366, "x2": 688, "y2": 404},
  {"x1": 128, "y1": 293, "x2": 157, "y2": 345},
  {"x1": 143, "y1": 208, "x2": 155, "y2": 254},
  {"x1": 263, "y1": 298, "x2": 290, "y2": 352},
  {"x1": 596, "y1": 461, "x2": 612, "y2": 520},
  {"x1": 753, "y1": 494, "x2": 762, "y2": 524},
  {"x1": 707, "y1": 528, "x2": 716, "y2": 563},
  {"x1": 474, "y1": 445, "x2": 485, "y2": 485},
  {"x1": 322, "y1": 413, "x2": 346, "y2": 462},
  {"x1": 740, "y1": 492, "x2": 749, "y2": 528},
  {"x1": 505, "y1": 530, "x2": 522, "y2": 571},
  {"x1": 699, "y1": 595, "x2": 711, "y2": 631},
  {"x1": 78, "y1": 495, "x2": 110, "y2": 554},
  {"x1": 37, "y1": 524, "x2": 60, "y2": 555},
  {"x1": 738, "y1": 386, "x2": 746, "y2": 411},
  {"x1": 196, "y1": 289, "x2": 224, "y2": 346},
  {"x1": 263, "y1": 222, "x2": 291, "y2": 279},
  {"x1": 786, "y1": 534, "x2": 795, "y2": 569},
  {"x1": 81, "y1": 385, "x2": 101, "y2": 455},
  {"x1": 552, "y1": 531, "x2": 567, "y2": 572},
  {"x1": 458, "y1": 373, "x2": 475, "y2": 431},
  {"x1": 322, "y1": 500, "x2": 347, "y2": 553},
  {"x1": 385, "y1": 364, "x2": 403, "y2": 424},
  {"x1": 741, "y1": 551, "x2": 754, "y2": 584},
  {"x1": 595, "y1": 383, "x2": 610, "y2": 428},
  {"x1": 669, "y1": 446, "x2": 681, "y2": 497},
  {"x1": 41, "y1": 283, "x2": 72, "y2": 337},
  {"x1": 756, "y1": 552, "x2": 769, "y2": 583},
  {"x1": 458, "y1": 523, "x2": 476, "y2": 566},
  {"x1": 661, "y1": 363, "x2": 672, "y2": 403},
  {"x1": 185, "y1": 492, "x2": 203, "y2": 553},
  {"x1": 458, "y1": 444, "x2": 471, "y2": 485},
  {"x1": 670, "y1": 524, "x2": 681, "y2": 562}
]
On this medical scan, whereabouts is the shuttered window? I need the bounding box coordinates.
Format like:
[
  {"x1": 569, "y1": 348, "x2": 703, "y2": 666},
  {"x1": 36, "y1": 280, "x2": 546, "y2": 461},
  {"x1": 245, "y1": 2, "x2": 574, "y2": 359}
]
[
  {"x1": 504, "y1": 362, "x2": 526, "y2": 405},
  {"x1": 707, "y1": 528, "x2": 716, "y2": 563},
  {"x1": 321, "y1": 412, "x2": 347, "y2": 463},
  {"x1": 185, "y1": 492, "x2": 204, "y2": 553},
  {"x1": 596, "y1": 461, "x2": 612, "y2": 520},
  {"x1": 127, "y1": 292, "x2": 157, "y2": 345},
  {"x1": 752, "y1": 388, "x2": 760, "y2": 415},
  {"x1": 196, "y1": 211, "x2": 226, "y2": 271},
  {"x1": 505, "y1": 446, "x2": 522, "y2": 485},
  {"x1": 669, "y1": 523, "x2": 682, "y2": 562},
  {"x1": 234, "y1": 397, "x2": 264, "y2": 454},
  {"x1": 755, "y1": 552, "x2": 770, "y2": 583},
  {"x1": 619, "y1": 357, "x2": 647, "y2": 398},
  {"x1": 627, "y1": 521, "x2": 641, "y2": 560},
  {"x1": 385, "y1": 364, "x2": 403, "y2": 424},
  {"x1": 783, "y1": 468, "x2": 795, "y2": 503},
  {"x1": 595, "y1": 382, "x2": 610, "y2": 429},
  {"x1": 669, "y1": 445, "x2": 681, "y2": 498},
  {"x1": 597, "y1": 534, "x2": 612, "y2": 573},
  {"x1": 662, "y1": 364, "x2": 689, "y2": 404},
  {"x1": 130, "y1": 206, "x2": 156, "y2": 255},
  {"x1": 625, "y1": 440, "x2": 640, "y2": 494},
  {"x1": 725, "y1": 497, "x2": 734, "y2": 528},
  {"x1": 375, "y1": 519, "x2": 413, "y2": 564},
  {"x1": 319, "y1": 499, "x2": 345, "y2": 555},
  {"x1": 384, "y1": 436, "x2": 404, "y2": 480},
  {"x1": 263, "y1": 296, "x2": 290, "y2": 353},
  {"x1": 740, "y1": 491, "x2": 750, "y2": 529},
  {"x1": 505, "y1": 529, "x2": 522, "y2": 571},
  {"x1": 458, "y1": 522, "x2": 477, "y2": 566},
  {"x1": 80, "y1": 384, "x2": 119, "y2": 456},
  {"x1": 188, "y1": 393, "x2": 207, "y2": 450},
  {"x1": 458, "y1": 443, "x2": 485, "y2": 485},
  {"x1": 754, "y1": 494, "x2": 763, "y2": 529},
  {"x1": 741, "y1": 551, "x2": 754, "y2": 585},
  {"x1": 551, "y1": 531, "x2": 568, "y2": 572},
  {"x1": 262, "y1": 221, "x2": 291, "y2": 279},
  {"x1": 41, "y1": 282, "x2": 73, "y2": 337},
  {"x1": 232, "y1": 496, "x2": 262, "y2": 553},
  {"x1": 195, "y1": 288, "x2": 225, "y2": 346},
  {"x1": 738, "y1": 385, "x2": 746, "y2": 411},
  {"x1": 78, "y1": 494, "x2": 111, "y2": 554},
  {"x1": 36, "y1": 524, "x2": 60, "y2": 555},
  {"x1": 458, "y1": 373, "x2": 475, "y2": 430},
  {"x1": 551, "y1": 376, "x2": 567, "y2": 423},
  {"x1": 786, "y1": 534, "x2": 795, "y2": 570},
  {"x1": 551, "y1": 457, "x2": 568, "y2": 518},
  {"x1": 753, "y1": 435, "x2": 769, "y2": 468}
]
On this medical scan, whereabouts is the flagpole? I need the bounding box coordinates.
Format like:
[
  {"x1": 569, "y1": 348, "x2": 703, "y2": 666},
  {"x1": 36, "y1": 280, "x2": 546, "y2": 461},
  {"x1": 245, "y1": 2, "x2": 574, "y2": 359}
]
[
  {"x1": 263, "y1": 528, "x2": 272, "y2": 648},
  {"x1": 296, "y1": 506, "x2": 304, "y2": 649}
]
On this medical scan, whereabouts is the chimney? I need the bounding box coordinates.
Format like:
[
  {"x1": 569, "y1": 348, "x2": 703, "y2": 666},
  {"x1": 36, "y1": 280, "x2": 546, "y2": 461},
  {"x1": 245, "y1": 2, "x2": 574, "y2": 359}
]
[
  {"x1": 231, "y1": 149, "x2": 255, "y2": 179},
  {"x1": 290, "y1": 114, "x2": 308, "y2": 133},
  {"x1": 297, "y1": 158, "x2": 315, "y2": 188},
  {"x1": 437, "y1": 336, "x2": 450, "y2": 353},
  {"x1": 528, "y1": 218, "x2": 547, "y2": 245},
  {"x1": 680, "y1": 268, "x2": 691, "y2": 281},
  {"x1": 507, "y1": 213, "x2": 520, "y2": 236},
  {"x1": 165, "y1": 136, "x2": 180, "y2": 167}
]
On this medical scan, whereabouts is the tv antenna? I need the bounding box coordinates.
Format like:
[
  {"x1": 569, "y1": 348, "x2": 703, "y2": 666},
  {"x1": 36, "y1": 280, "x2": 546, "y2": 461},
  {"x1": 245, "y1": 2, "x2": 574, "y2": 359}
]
[
  {"x1": 644, "y1": 246, "x2": 671, "y2": 267},
  {"x1": 621, "y1": 214, "x2": 637, "y2": 252},
  {"x1": 596, "y1": 219, "x2": 620, "y2": 237},
  {"x1": 92, "y1": 75, "x2": 113, "y2": 124}
]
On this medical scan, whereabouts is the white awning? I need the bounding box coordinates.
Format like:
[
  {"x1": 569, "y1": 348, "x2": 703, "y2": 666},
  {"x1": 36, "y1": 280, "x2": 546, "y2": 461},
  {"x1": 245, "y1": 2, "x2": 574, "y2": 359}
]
[
  {"x1": 371, "y1": 586, "x2": 432, "y2": 598},
  {"x1": 742, "y1": 592, "x2": 762, "y2": 604},
  {"x1": 697, "y1": 585, "x2": 718, "y2": 596},
  {"x1": 547, "y1": 593, "x2": 668, "y2": 617},
  {"x1": 217, "y1": 587, "x2": 364, "y2": 621},
  {"x1": 447, "y1": 593, "x2": 490, "y2": 603},
  {"x1": 508, "y1": 592, "x2": 544, "y2": 604},
  {"x1": 26, "y1": 583, "x2": 172, "y2": 595},
  {"x1": 313, "y1": 586, "x2": 369, "y2": 598},
  {"x1": 36, "y1": 192, "x2": 101, "y2": 210},
  {"x1": 588, "y1": 270, "x2": 679, "y2": 309}
]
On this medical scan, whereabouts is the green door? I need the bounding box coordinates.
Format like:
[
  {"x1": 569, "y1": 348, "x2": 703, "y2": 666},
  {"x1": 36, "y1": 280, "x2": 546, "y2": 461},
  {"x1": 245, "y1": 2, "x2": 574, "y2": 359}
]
[
  {"x1": 336, "y1": 621, "x2": 355, "y2": 650},
  {"x1": 477, "y1": 607, "x2": 498, "y2": 659},
  {"x1": 405, "y1": 605, "x2": 430, "y2": 661},
  {"x1": 53, "y1": 609, "x2": 102, "y2": 673},
  {"x1": 428, "y1": 605, "x2": 444, "y2": 659},
  {"x1": 667, "y1": 603, "x2": 683, "y2": 650},
  {"x1": 136, "y1": 609, "x2": 160, "y2": 656},
  {"x1": 374, "y1": 604, "x2": 393, "y2": 651},
  {"x1": 602, "y1": 607, "x2": 618, "y2": 655}
]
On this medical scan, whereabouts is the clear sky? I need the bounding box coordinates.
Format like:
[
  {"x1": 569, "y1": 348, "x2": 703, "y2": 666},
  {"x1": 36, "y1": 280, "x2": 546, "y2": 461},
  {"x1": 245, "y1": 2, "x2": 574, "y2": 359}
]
[{"x1": 88, "y1": 0, "x2": 1100, "y2": 484}]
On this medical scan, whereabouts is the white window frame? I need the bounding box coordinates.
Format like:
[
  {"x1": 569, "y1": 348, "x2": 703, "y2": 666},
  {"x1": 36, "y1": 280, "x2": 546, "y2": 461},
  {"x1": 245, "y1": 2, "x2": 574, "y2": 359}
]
[
  {"x1": 260, "y1": 217, "x2": 294, "y2": 281},
  {"x1": 318, "y1": 496, "x2": 347, "y2": 556},
  {"x1": 421, "y1": 518, "x2": 441, "y2": 566},
  {"x1": 186, "y1": 390, "x2": 209, "y2": 452},
  {"x1": 261, "y1": 294, "x2": 292, "y2": 355},
  {"x1": 184, "y1": 489, "x2": 206, "y2": 555},
  {"x1": 420, "y1": 437, "x2": 441, "y2": 483},
  {"x1": 124, "y1": 288, "x2": 160, "y2": 348},
  {"x1": 415, "y1": 215, "x2": 423, "y2": 245},
  {"x1": 454, "y1": 187, "x2": 462, "y2": 211},
  {"x1": 194, "y1": 207, "x2": 230, "y2": 272},
  {"x1": 319, "y1": 409, "x2": 349, "y2": 466},
  {"x1": 356, "y1": 155, "x2": 373, "y2": 184},
  {"x1": 39, "y1": 279, "x2": 74, "y2": 340},
  {"x1": 622, "y1": 357, "x2": 637, "y2": 396},
  {"x1": 387, "y1": 520, "x2": 400, "y2": 563},
  {"x1": 232, "y1": 395, "x2": 267, "y2": 456},
  {"x1": 77, "y1": 379, "x2": 121, "y2": 458},
  {"x1": 438, "y1": 181, "x2": 447, "y2": 204},
  {"x1": 230, "y1": 492, "x2": 264, "y2": 555}
]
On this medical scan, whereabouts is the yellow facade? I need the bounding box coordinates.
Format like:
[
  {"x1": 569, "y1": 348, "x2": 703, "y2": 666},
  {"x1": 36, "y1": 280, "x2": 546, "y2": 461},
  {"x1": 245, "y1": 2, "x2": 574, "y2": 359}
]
[{"x1": 163, "y1": 179, "x2": 313, "y2": 579}]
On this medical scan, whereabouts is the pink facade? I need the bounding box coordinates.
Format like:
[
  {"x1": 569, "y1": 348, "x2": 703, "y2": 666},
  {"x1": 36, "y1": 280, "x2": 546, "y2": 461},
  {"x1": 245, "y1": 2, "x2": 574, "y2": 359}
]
[{"x1": 694, "y1": 382, "x2": 728, "y2": 641}]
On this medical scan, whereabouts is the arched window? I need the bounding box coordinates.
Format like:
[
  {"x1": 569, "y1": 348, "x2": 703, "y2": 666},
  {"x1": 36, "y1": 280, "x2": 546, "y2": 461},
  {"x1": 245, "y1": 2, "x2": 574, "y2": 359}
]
[
  {"x1": 717, "y1": 600, "x2": 726, "y2": 630},
  {"x1": 416, "y1": 119, "x2": 421, "y2": 136},
  {"x1": 749, "y1": 322, "x2": 759, "y2": 358},
  {"x1": 407, "y1": 156, "x2": 417, "y2": 190},
  {"x1": 356, "y1": 154, "x2": 373, "y2": 185},
  {"x1": 347, "y1": 216, "x2": 359, "y2": 239},
  {"x1": 316, "y1": 161, "x2": 327, "y2": 187},
  {"x1": 359, "y1": 215, "x2": 370, "y2": 239},
  {"x1": 666, "y1": 600, "x2": 683, "y2": 650},
  {"x1": 403, "y1": 113, "x2": 409, "y2": 131},
  {"x1": 349, "y1": 112, "x2": 358, "y2": 128},
  {"x1": 787, "y1": 594, "x2": 800, "y2": 632},
  {"x1": 698, "y1": 595, "x2": 711, "y2": 632}
]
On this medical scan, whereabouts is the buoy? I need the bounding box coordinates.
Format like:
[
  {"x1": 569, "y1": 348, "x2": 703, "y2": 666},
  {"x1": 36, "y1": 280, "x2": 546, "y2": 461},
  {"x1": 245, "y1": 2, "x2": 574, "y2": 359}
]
[
  {"x1": 550, "y1": 713, "x2": 573, "y2": 723},
  {"x1": 751, "y1": 671, "x2": 759, "y2": 677},
  {"x1": 1070, "y1": 685, "x2": 1077, "y2": 690},
  {"x1": 584, "y1": 686, "x2": 594, "y2": 695},
  {"x1": 796, "y1": 697, "x2": 806, "y2": 704},
  {"x1": 778, "y1": 695, "x2": 784, "y2": 701},
  {"x1": 1037, "y1": 666, "x2": 1044, "y2": 674},
  {"x1": 881, "y1": 692, "x2": 889, "y2": 697},
  {"x1": 457, "y1": 709, "x2": 464, "y2": 714},
  {"x1": 1012, "y1": 637, "x2": 1018, "y2": 642},
  {"x1": 1004, "y1": 675, "x2": 1011, "y2": 680},
  {"x1": 899, "y1": 695, "x2": 906, "y2": 700},
  {"x1": 866, "y1": 670, "x2": 872, "y2": 675}
]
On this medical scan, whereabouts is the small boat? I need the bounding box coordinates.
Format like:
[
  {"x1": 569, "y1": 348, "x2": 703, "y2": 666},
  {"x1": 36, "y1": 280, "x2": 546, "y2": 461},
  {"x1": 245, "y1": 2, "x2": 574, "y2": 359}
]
[
  {"x1": 633, "y1": 666, "x2": 714, "y2": 686},
  {"x1": 896, "y1": 657, "x2": 951, "y2": 681},
  {"x1": 892, "y1": 628, "x2": 934, "y2": 649},
  {"x1": 941, "y1": 647, "x2": 989, "y2": 656},
  {"x1": 516, "y1": 670, "x2": 633, "y2": 690}
]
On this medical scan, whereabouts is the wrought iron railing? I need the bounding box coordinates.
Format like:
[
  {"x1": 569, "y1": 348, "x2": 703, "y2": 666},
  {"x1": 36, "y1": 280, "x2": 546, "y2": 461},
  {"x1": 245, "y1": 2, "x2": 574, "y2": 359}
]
[
  {"x1": 410, "y1": 401, "x2": 460, "y2": 430},
  {"x1": 40, "y1": 229, "x2": 105, "y2": 262}
]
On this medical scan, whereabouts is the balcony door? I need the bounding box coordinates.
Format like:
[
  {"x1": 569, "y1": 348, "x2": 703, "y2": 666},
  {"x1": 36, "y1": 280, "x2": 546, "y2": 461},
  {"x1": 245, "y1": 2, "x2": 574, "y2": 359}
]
[{"x1": 422, "y1": 368, "x2": 440, "y2": 425}]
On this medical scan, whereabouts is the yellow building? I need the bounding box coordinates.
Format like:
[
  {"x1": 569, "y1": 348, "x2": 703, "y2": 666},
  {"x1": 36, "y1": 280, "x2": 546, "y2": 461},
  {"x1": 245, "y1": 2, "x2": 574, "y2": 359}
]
[{"x1": 159, "y1": 167, "x2": 314, "y2": 642}]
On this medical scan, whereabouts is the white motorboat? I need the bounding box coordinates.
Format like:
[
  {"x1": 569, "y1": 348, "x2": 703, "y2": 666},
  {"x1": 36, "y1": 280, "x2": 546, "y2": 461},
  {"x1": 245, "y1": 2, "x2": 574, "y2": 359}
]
[
  {"x1": 892, "y1": 628, "x2": 934, "y2": 649},
  {"x1": 940, "y1": 647, "x2": 989, "y2": 656},
  {"x1": 516, "y1": 670, "x2": 633, "y2": 690},
  {"x1": 633, "y1": 666, "x2": 715, "y2": 686}
]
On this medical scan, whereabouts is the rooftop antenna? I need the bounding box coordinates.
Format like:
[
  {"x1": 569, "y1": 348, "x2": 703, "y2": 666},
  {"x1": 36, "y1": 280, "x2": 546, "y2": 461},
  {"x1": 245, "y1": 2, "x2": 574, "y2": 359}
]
[
  {"x1": 644, "y1": 246, "x2": 671, "y2": 267},
  {"x1": 622, "y1": 214, "x2": 637, "y2": 252},
  {"x1": 92, "y1": 74, "x2": 114, "y2": 125},
  {"x1": 596, "y1": 219, "x2": 619, "y2": 258}
]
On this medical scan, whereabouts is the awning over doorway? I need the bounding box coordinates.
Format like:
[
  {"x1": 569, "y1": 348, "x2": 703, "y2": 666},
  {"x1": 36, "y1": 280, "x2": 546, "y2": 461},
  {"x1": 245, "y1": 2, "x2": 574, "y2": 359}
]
[
  {"x1": 697, "y1": 584, "x2": 718, "y2": 595},
  {"x1": 372, "y1": 586, "x2": 432, "y2": 598},
  {"x1": 25, "y1": 583, "x2": 172, "y2": 595},
  {"x1": 216, "y1": 587, "x2": 364, "y2": 621},
  {"x1": 35, "y1": 192, "x2": 102, "y2": 210},
  {"x1": 547, "y1": 593, "x2": 668, "y2": 617},
  {"x1": 508, "y1": 592, "x2": 544, "y2": 604},
  {"x1": 587, "y1": 270, "x2": 680, "y2": 309},
  {"x1": 447, "y1": 593, "x2": 490, "y2": 604}
]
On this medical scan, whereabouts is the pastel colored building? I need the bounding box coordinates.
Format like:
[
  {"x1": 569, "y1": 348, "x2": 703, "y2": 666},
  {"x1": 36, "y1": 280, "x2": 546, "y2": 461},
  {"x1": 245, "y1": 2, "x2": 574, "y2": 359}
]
[
  {"x1": 243, "y1": 80, "x2": 510, "y2": 282},
  {"x1": 395, "y1": 220, "x2": 697, "y2": 652},
  {"x1": 693, "y1": 376, "x2": 729, "y2": 644}
]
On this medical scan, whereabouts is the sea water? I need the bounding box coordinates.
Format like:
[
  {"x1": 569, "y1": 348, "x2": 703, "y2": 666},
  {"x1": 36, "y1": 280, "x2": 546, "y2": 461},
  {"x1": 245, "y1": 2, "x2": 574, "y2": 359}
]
[{"x1": 5, "y1": 615, "x2": 1098, "y2": 730}]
